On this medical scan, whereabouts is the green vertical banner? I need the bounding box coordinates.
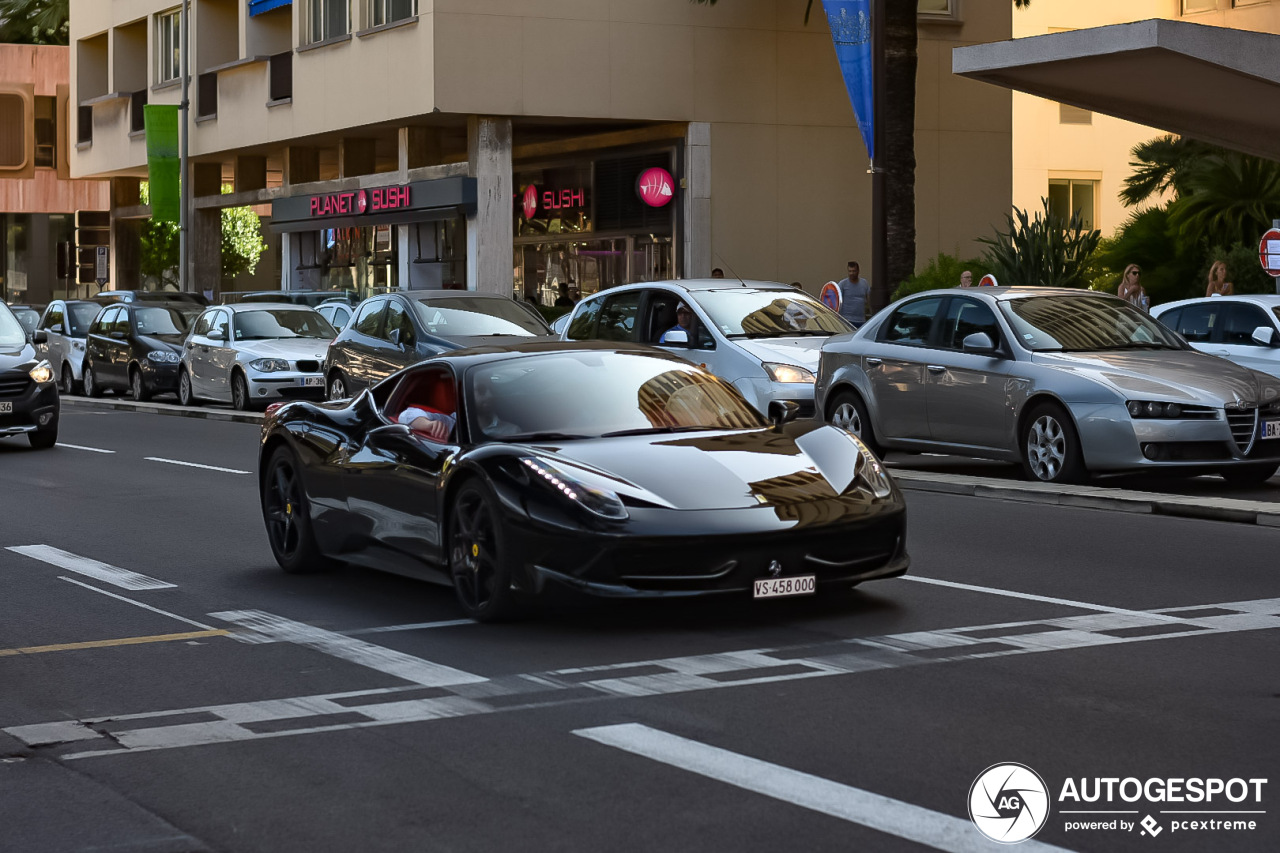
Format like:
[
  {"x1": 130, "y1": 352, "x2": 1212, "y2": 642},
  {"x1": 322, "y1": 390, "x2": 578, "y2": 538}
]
[{"x1": 144, "y1": 105, "x2": 181, "y2": 222}]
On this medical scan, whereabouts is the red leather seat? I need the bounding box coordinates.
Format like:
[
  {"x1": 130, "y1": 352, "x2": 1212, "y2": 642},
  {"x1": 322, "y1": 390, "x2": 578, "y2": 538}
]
[{"x1": 388, "y1": 369, "x2": 457, "y2": 419}]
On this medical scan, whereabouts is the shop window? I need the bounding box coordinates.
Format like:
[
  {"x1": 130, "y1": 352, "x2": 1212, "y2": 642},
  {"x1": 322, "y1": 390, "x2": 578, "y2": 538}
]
[
  {"x1": 369, "y1": 0, "x2": 415, "y2": 27},
  {"x1": 1181, "y1": 0, "x2": 1216, "y2": 12},
  {"x1": 1047, "y1": 179, "x2": 1097, "y2": 230},
  {"x1": 0, "y1": 94, "x2": 23, "y2": 168},
  {"x1": 306, "y1": 0, "x2": 350, "y2": 44},
  {"x1": 156, "y1": 9, "x2": 181, "y2": 84}
]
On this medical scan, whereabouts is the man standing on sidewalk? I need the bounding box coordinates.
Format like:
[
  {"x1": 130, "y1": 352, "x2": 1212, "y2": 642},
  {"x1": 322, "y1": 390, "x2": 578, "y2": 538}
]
[{"x1": 837, "y1": 261, "x2": 872, "y2": 328}]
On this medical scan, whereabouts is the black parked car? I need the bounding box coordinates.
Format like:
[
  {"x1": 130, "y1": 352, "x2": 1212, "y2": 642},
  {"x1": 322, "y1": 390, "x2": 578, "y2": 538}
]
[
  {"x1": 322, "y1": 290, "x2": 555, "y2": 400},
  {"x1": 83, "y1": 301, "x2": 200, "y2": 401},
  {"x1": 90, "y1": 290, "x2": 209, "y2": 307},
  {"x1": 260, "y1": 342, "x2": 908, "y2": 621},
  {"x1": 0, "y1": 303, "x2": 58, "y2": 449}
]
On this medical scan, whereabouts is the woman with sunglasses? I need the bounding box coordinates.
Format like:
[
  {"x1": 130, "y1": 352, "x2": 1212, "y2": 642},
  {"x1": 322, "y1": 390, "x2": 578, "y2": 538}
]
[{"x1": 1117, "y1": 264, "x2": 1149, "y2": 311}]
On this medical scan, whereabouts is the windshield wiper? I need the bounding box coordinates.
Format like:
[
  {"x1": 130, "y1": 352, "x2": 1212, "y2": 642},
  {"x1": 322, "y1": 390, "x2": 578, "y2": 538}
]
[
  {"x1": 600, "y1": 426, "x2": 722, "y2": 438},
  {"x1": 501, "y1": 431, "x2": 594, "y2": 443}
]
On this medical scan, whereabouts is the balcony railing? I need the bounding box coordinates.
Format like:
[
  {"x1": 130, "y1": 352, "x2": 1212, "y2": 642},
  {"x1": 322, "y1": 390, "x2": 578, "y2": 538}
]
[{"x1": 269, "y1": 51, "x2": 292, "y2": 102}]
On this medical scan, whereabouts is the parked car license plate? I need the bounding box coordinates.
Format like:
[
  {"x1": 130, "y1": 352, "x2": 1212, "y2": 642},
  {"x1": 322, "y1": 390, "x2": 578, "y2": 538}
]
[
  {"x1": 1261, "y1": 419, "x2": 1280, "y2": 440},
  {"x1": 753, "y1": 575, "x2": 816, "y2": 599},
  {"x1": 302, "y1": 377, "x2": 324, "y2": 387},
  {"x1": 0, "y1": 402, "x2": 11, "y2": 414}
]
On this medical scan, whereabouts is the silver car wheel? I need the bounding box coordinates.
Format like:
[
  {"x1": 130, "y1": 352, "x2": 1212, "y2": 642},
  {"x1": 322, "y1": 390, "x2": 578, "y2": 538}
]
[
  {"x1": 831, "y1": 402, "x2": 863, "y2": 436},
  {"x1": 328, "y1": 374, "x2": 347, "y2": 401},
  {"x1": 1026, "y1": 414, "x2": 1066, "y2": 481}
]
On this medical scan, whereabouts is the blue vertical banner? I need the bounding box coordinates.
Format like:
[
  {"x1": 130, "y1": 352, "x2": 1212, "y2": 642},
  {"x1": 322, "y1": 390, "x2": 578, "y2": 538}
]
[{"x1": 822, "y1": 0, "x2": 874, "y2": 160}]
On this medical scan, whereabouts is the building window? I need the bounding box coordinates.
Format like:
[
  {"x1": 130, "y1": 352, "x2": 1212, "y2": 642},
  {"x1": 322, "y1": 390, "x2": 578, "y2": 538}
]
[
  {"x1": 0, "y1": 94, "x2": 24, "y2": 168},
  {"x1": 34, "y1": 96, "x2": 55, "y2": 168},
  {"x1": 918, "y1": 0, "x2": 959, "y2": 20},
  {"x1": 1059, "y1": 103, "x2": 1092, "y2": 125},
  {"x1": 369, "y1": 0, "x2": 415, "y2": 27},
  {"x1": 156, "y1": 9, "x2": 181, "y2": 84},
  {"x1": 1048, "y1": 179, "x2": 1098, "y2": 230},
  {"x1": 1181, "y1": 0, "x2": 1217, "y2": 13},
  {"x1": 306, "y1": 0, "x2": 350, "y2": 44}
]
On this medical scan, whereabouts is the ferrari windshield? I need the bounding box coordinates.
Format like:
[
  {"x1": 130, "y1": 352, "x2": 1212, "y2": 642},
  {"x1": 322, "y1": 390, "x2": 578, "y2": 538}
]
[
  {"x1": 1001, "y1": 295, "x2": 1186, "y2": 352},
  {"x1": 233, "y1": 309, "x2": 335, "y2": 341},
  {"x1": 412, "y1": 297, "x2": 549, "y2": 338},
  {"x1": 467, "y1": 351, "x2": 765, "y2": 442},
  {"x1": 695, "y1": 289, "x2": 851, "y2": 338}
]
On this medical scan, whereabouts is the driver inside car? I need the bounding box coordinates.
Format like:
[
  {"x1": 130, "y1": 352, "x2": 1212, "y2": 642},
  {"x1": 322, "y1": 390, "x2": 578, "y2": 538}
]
[{"x1": 398, "y1": 406, "x2": 454, "y2": 442}]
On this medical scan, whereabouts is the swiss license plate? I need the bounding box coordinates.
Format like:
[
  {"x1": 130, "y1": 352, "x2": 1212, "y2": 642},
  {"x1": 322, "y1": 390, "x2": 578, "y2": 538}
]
[
  {"x1": 0, "y1": 402, "x2": 11, "y2": 414},
  {"x1": 302, "y1": 377, "x2": 324, "y2": 387},
  {"x1": 753, "y1": 575, "x2": 816, "y2": 599},
  {"x1": 1262, "y1": 419, "x2": 1280, "y2": 439}
]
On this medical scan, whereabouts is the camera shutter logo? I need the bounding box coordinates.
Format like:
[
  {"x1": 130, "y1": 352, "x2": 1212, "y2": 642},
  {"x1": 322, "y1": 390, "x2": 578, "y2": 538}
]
[{"x1": 969, "y1": 763, "x2": 1050, "y2": 844}]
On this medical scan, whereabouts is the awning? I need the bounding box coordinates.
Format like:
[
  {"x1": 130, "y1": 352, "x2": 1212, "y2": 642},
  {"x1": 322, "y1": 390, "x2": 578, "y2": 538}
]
[
  {"x1": 953, "y1": 18, "x2": 1280, "y2": 161},
  {"x1": 249, "y1": 0, "x2": 292, "y2": 17}
]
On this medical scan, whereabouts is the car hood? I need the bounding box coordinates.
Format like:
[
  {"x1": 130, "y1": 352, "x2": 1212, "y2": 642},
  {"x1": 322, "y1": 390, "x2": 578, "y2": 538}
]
[
  {"x1": 1034, "y1": 349, "x2": 1280, "y2": 407},
  {"x1": 140, "y1": 334, "x2": 186, "y2": 353},
  {"x1": 734, "y1": 336, "x2": 826, "y2": 370},
  {"x1": 0, "y1": 343, "x2": 37, "y2": 372},
  {"x1": 235, "y1": 338, "x2": 331, "y2": 360},
  {"x1": 437, "y1": 333, "x2": 560, "y2": 351},
  {"x1": 528, "y1": 424, "x2": 870, "y2": 511}
]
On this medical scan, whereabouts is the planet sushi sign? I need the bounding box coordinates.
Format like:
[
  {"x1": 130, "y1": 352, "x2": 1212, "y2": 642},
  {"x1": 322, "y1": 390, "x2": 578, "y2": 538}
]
[{"x1": 636, "y1": 167, "x2": 675, "y2": 208}]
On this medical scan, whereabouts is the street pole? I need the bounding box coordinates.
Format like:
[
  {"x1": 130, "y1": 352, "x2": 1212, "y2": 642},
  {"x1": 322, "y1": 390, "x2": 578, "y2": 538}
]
[
  {"x1": 179, "y1": 0, "x2": 190, "y2": 293},
  {"x1": 870, "y1": 0, "x2": 887, "y2": 313}
]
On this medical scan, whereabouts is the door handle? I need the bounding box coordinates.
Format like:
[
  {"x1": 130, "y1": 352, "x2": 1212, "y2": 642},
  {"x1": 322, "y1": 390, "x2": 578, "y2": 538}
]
[
  {"x1": 866, "y1": 357, "x2": 883, "y2": 367},
  {"x1": 927, "y1": 365, "x2": 946, "y2": 374}
]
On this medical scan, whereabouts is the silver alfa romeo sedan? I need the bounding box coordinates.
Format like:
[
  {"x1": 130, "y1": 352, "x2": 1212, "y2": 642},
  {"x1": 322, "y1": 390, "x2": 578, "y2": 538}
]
[{"x1": 816, "y1": 287, "x2": 1280, "y2": 485}]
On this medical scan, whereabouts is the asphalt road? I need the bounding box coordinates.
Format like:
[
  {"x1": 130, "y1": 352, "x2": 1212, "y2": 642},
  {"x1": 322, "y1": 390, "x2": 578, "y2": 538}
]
[{"x1": 1, "y1": 410, "x2": 1277, "y2": 852}]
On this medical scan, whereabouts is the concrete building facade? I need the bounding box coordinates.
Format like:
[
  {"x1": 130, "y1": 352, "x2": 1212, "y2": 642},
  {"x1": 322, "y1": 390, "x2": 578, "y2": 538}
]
[{"x1": 70, "y1": 0, "x2": 1013, "y2": 303}]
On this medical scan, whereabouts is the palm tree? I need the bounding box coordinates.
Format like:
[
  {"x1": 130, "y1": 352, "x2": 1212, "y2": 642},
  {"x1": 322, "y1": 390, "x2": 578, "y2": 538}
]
[
  {"x1": 691, "y1": 0, "x2": 1031, "y2": 305},
  {"x1": 0, "y1": 0, "x2": 68, "y2": 45}
]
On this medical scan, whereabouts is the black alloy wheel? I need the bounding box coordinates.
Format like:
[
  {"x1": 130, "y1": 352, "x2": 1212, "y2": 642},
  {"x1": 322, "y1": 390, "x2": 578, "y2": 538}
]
[
  {"x1": 262, "y1": 447, "x2": 333, "y2": 574},
  {"x1": 327, "y1": 371, "x2": 347, "y2": 402},
  {"x1": 1221, "y1": 463, "x2": 1280, "y2": 487},
  {"x1": 231, "y1": 371, "x2": 252, "y2": 411},
  {"x1": 178, "y1": 368, "x2": 200, "y2": 407},
  {"x1": 448, "y1": 481, "x2": 522, "y2": 622},
  {"x1": 827, "y1": 390, "x2": 881, "y2": 456},
  {"x1": 82, "y1": 363, "x2": 103, "y2": 398},
  {"x1": 130, "y1": 366, "x2": 151, "y2": 402},
  {"x1": 28, "y1": 426, "x2": 57, "y2": 450},
  {"x1": 1020, "y1": 402, "x2": 1087, "y2": 484}
]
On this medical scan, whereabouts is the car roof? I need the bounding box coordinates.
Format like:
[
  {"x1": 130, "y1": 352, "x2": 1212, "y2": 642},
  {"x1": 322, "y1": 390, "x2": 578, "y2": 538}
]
[
  {"x1": 398, "y1": 290, "x2": 515, "y2": 300},
  {"x1": 1154, "y1": 294, "x2": 1280, "y2": 312},
  {"x1": 901, "y1": 286, "x2": 1113, "y2": 302},
  {"x1": 127, "y1": 300, "x2": 196, "y2": 309},
  {"x1": 221, "y1": 302, "x2": 317, "y2": 313},
  {"x1": 400, "y1": 340, "x2": 688, "y2": 372},
  {"x1": 581, "y1": 279, "x2": 794, "y2": 297}
]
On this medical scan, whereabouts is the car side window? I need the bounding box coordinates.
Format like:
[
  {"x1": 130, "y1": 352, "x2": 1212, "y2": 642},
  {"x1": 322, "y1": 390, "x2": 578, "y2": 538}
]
[
  {"x1": 91, "y1": 307, "x2": 116, "y2": 334},
  {"x1": 597, "y1": 292, "x2": 642, "y2": 342},
  {"x1": 1175, "y1": 303, "x2": 1218, "y2": 343},
  {"x1": 44, "y1": 303, "x2": 64, "y2": 331},
  {"x1": 566, "y1": 297, "x2": 603, "y2": 340},
  {"x1": 334, "y1": 306, "x2": 351, "y2": 328},
  {"x1": 384, "y1": 300, "x2": 416, "y2": 346},
  {"x1": 1221, "y1": 303, "x2": 1272, "y2": 346},
  {"x1": 192, "y1": 312, "x2": 212, "y2": 337},
  {"x1": 1156, "y1": 307, "x2": 1182, "y2": 332},
  {"x1": 353, "y1": 299, "x2": 385, "y2": 338},
  {"x1": 883, "y1": 297, "x2": 943, "y2": 346},
  {"x1": 940, "y1": 298, "x2": 1000, "y2": 350},
  {"x1": 208, "y1": 310, "x2": 229, "y2": 340}
]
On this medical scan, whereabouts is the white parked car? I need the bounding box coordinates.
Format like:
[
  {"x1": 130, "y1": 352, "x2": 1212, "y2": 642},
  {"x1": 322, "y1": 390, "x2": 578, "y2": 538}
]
[
  {"x1": 1152, "y1": 295, "x2": 1280, "y2": 379},
  {"x1": 178, "y1": 303, "x2": 336, "y2": 410},
  {"x1": 316, "y1": 299, "x2": 354, "y2": 331},
  {"x1": 34, "y1": 299, "x2": 102, "y2": 394}
]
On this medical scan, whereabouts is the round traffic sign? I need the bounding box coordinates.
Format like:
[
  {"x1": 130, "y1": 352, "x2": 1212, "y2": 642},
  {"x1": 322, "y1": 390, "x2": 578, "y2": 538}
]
[
  {"x1": 979, "y1": 274, "x2": 999, "y2": 287},
  {"x1": 1260, "y1": 228, "x2": 1280, "y2": 277},
  {"x1": 820, "y1": 281, "x2": 841, "y2": 311}
]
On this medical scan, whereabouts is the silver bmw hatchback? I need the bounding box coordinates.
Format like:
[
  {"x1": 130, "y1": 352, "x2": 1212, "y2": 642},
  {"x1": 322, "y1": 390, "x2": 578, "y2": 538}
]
[{"x1": 816, "y1": 287, "x2": 1280, "y2": 485}]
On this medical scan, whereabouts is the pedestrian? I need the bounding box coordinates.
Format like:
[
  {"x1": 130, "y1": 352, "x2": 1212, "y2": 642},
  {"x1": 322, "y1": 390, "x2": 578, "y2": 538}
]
[
  {"x1": 1117, "y1": 264, "x2": 1148, "y2": 311},
  {"x1": 1206, "y1": 260, "x2": 1234, "y2": 297},
  {"x1": 959, "y1": 270, "x2": 973, "y2": 288},
  {"x1": 837, "y1": 261, "x2": 872, "y2": 328},
  {"x1": 710, "y1": 268, "x2": 725, "y2": 279}
]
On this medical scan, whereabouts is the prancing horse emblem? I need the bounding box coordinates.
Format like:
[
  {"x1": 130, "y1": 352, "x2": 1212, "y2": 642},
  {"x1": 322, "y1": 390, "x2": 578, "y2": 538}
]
[{"x1": 767, "y1": 560, "x2": 783, "y2": 578}]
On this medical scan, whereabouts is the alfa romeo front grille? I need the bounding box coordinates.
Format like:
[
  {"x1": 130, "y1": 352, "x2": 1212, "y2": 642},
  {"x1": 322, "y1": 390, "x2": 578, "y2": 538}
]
[{"x1": 1226, "y1": 407, "x2": 1258, "y2": 455}]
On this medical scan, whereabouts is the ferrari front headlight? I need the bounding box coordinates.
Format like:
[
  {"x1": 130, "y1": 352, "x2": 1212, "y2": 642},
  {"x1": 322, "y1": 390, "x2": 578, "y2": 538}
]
[{"x1": 521, "y1": 456, "x2": 628, "y2": 520}]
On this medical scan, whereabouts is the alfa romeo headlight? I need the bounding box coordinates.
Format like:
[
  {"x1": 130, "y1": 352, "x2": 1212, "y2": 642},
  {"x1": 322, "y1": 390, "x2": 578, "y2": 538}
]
[
  {"x1": 250, "y1": 358, "x2": 289, "y2": 373},
  {"x1": 28, "y1": 360, "x2": 53, "y2": 384},
  {"x1": 521, "y1": 456, "x2": 628, "y2": 520},
  {"x1": 763, "y1": 362, "x2": 816, "y2": 384}
]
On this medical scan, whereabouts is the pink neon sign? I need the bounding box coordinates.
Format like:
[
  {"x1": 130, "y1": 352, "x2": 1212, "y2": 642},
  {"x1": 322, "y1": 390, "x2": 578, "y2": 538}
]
[
  {"x1": 636, "y1": 167, "x2": 674, "y2": 208},
  {"x1": 309, "y1": 186, "x2": 411, "y2": 218},
  {"x1": 522, "y1": 185, "x2": 538, "y2": 219}
]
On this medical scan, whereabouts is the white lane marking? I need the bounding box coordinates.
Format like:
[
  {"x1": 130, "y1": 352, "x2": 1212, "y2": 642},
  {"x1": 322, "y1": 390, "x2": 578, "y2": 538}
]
[
  {"x1": 210, "y1": 610, "x2": 487, "y2": 688},
  {"x1": 574, "y1": 724, "x2": 1074, "y2": 853},
  {"x1": 144, "y1": 457, "x2": 250, "y2": 475},
  {"x1": 57, "y1": 577, "x2": 216, "y2": 630},
  {"x1": 344, "y1": 619, "x2": 475, "y2": 636},
  {"x1": 6, "y1": 545, "x2": 176, "y2": 591},
  {"x1": 22, "y1": 596, "x2": 1279, "y2": 760},
  {"x1": 899, "y1": 575, "x2": 1186, "y2": 623},
  {"x1": 55, "y1": 442, "x2": 115, "y2": 454}
]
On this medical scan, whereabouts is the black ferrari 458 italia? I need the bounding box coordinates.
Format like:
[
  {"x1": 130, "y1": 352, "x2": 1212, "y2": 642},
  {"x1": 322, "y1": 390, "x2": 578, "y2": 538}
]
[{"x1": 258, "y1": 341, "x2": 908, "y2": 621}]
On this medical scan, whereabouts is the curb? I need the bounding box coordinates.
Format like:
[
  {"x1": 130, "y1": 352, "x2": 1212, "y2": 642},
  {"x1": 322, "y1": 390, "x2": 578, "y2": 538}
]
[
  {"x1": 892, "y1": 468, "x2": 1280, "y2": 528},
  {"x1": 61, "y1": 396, "x2": 264, "y2": 425}
]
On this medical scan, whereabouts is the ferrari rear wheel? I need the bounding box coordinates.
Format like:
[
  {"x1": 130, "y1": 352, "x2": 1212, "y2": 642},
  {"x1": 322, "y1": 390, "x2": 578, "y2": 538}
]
[
  {"x1": 263, "y1": 446, "x2": 335, "y2": 574},
  {"x1": 448, "y1": 480, "x2": 523, "y2": 622}
]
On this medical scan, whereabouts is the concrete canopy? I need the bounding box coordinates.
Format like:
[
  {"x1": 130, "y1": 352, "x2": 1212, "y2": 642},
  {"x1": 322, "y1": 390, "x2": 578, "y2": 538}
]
[{"x1": 953, "y1": 18, "x2": 1280, "y2": 161}]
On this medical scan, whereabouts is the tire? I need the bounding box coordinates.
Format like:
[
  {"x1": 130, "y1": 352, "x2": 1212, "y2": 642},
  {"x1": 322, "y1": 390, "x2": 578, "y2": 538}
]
[
  {"x1": 1220, "y1": 463, "x2": 1279, "y2": 487},
  {"x1": 261, "y1": 446, "x2": 337, "y2": 574},
  {"x1": 231, "y1": 371, "x2": 252, "y2": 411},
  {"x1": 82, "y1": 363, "x2": 103, "y2": 398},
  {"x1": 1020, "y1": 402, "x2": 1087, "y2": 484},
  {"x1": 28, "y1": 426, "x2": 58, "y2": 450},
  {"x1": 826, "y1": 389, "x2": 882, "y2": 456},
  {"x1": 178, "y1": 368, "x2": 201, "y2": 407},
  {"x1": 327, "y1": 370, "x2": 348, "y2": 402},
  {"x1": 59, "y1": 363, "x2": 81, "y2": 396},
  {"x1": 447, "y1": 480, "x2": 525, "y2": 622},
  {"x1": 130, "y1": 366, "x2": 151, "y2": 402}
]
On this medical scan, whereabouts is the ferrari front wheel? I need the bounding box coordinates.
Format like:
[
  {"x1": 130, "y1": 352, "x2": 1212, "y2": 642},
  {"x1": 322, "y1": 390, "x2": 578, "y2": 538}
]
[
  {"x1": 448, "y1": 480, "x2": 523, "y2": 622},
  {"x1": 263, "y1": 446, "x2": 335, "y2": 574}
]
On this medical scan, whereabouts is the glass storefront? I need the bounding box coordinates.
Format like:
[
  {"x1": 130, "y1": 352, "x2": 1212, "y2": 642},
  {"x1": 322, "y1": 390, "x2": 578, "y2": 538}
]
[{"x1": 285, "y1": 216, "x2": 466, "y2": 299}]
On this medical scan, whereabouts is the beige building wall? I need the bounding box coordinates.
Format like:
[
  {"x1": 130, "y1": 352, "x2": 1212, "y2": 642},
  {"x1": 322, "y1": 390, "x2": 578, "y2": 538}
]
[{"x1": 1013, "y1": 0, "x2": 1280, "y2": 238}]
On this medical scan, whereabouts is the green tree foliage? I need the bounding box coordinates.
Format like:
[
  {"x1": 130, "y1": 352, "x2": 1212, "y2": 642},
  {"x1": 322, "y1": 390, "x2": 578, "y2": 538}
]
[
  {"x1": 0, "y1": 0, "x2": 68, "y2": 45},
  {"x1": 891, "y1": 253, "x2": 992, "y2": 301},
  {"x1": 978, "y1": 198, "x2": 1101, "y2": 289},
  {"x1": 138, "y1": 183, "x2": 268, "y2": 289}
]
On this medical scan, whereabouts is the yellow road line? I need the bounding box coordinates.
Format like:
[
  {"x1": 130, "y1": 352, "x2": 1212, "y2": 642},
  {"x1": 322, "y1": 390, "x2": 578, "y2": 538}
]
[{"x1": 0, "y1": 629, "x2": 229, "y2": 657}]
